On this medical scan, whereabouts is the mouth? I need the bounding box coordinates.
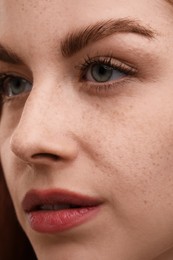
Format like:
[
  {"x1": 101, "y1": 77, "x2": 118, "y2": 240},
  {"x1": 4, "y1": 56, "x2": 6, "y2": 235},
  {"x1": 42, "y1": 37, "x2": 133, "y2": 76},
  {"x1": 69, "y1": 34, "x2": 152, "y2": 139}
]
[
  {"x1": 35, "y1": 203, "x2": 83, "y2": 211},
  {"x1": 22, "y1": 189, "x2": 102, "y2": 233}
]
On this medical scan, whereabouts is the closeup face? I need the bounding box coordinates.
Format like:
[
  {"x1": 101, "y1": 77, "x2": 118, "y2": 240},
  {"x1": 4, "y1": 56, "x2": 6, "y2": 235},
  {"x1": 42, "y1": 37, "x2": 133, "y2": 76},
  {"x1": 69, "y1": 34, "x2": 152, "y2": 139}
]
[{"x1": 0, "y1": 0, "x2": 173, "y2": 259}]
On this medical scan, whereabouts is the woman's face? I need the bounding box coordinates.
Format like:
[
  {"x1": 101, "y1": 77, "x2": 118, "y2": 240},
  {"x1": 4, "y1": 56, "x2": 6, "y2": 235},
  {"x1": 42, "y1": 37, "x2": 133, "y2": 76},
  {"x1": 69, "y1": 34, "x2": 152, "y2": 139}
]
[{"x1": 1, "y1": 0, "x2": 173, "y2": 259}]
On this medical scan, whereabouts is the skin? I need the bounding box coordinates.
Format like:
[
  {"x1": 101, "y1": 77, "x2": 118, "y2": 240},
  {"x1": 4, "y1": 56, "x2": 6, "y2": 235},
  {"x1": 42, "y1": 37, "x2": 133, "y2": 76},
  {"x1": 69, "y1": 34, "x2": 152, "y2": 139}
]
[{"x1": 0, "y1": 0, "x2": 173, "y2": 259}]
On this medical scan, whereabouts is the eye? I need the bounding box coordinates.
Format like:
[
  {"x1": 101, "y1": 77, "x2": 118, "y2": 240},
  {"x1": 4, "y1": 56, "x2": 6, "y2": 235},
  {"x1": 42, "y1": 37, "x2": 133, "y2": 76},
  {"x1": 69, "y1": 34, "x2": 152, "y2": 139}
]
[
  {"x1": 80, "y1": 56, "x2": 136, "y2": 86},
  {"x1": 0, "y1": 75, "x2": 32, "y2": 97},
  {"x1": 86, "y1": 63, "x2": 126, "y2": 83}
]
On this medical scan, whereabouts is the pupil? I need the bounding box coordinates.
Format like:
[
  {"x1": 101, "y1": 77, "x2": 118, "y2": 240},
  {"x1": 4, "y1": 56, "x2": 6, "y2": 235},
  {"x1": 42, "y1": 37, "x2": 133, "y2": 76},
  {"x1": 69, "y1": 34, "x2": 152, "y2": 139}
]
[
  {"x1": 92, "y1": 64, "x2": 112, "y2": 82},
  {"x1": 9, "y1": 77, "x2": 24, "y2": 95},
  {"x1": 98, "y1": 65, "x2": 107, "y2": 75}
]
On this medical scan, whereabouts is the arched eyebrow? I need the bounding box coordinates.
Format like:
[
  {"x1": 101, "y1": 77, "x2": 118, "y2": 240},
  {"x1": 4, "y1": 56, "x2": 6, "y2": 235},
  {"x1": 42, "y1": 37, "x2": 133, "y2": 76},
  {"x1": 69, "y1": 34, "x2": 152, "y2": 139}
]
[
  {"x1": 61, "y1": 18, "x2": 156, "y2": 57},
  {"x1": 0, "y1": 18, "x2": 155, "y2": 65}
]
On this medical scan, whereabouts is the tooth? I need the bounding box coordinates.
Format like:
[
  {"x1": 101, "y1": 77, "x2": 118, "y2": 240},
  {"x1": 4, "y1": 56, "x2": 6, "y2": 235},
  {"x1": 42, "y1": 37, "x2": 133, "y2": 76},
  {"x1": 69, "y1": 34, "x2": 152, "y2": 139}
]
[
  {"x1": 53, "y1": 204, "x2": 70, "y2": 210},
  {"x1": 40, "y1": 205, "x2": 54, "y2": 210},
  {"x1": 40, "y1": 204, "x2": 71, "y2": 211}
]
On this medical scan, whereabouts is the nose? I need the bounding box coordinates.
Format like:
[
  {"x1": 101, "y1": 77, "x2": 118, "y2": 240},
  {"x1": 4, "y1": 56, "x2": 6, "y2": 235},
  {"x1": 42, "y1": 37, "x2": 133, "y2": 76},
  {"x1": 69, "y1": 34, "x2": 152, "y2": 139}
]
[{"x1": 10, "y1": 82, "x2": 79, "y2": 166}]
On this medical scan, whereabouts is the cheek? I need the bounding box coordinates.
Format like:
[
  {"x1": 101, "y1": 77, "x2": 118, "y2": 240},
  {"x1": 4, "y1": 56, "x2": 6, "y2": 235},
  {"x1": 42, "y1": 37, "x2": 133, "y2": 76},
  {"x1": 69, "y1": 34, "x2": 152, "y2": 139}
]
[
  {"x1": 1, "y1": 148, "x2": 16, "y2": 198},
  {"x1": 94, "y1": 114, "x2": 173, "y2": 195},
  {"x1": 84, "y1": 96, "x2": 173, "y2": 213},
  {"x1": 0, "y1": 99, "x2": 26, "y2": 137},
  {"x1": 86, "y1": 108, "x2": 173, "y2": 251}
]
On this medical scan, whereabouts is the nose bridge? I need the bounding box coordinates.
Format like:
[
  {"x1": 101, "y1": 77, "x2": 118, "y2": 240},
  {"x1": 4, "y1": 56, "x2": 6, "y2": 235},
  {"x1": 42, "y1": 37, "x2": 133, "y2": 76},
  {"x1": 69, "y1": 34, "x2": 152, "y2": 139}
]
[
  {"x1": 10, "y1": 79, "x2": 79, "y2": 163},
  {"x1": 16, "y1": 79, "x2": 69, "y2": 135}
]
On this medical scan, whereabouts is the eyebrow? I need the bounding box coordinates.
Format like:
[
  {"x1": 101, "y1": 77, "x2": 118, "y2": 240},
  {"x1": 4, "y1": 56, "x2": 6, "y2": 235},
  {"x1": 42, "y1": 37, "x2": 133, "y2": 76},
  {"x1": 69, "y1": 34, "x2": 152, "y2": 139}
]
[
  {"x1": 165, "y1": 0, "x2": 173, "y2": 5},
  {"x1": 0, "y1": 44, "x2": 24, "y2": 65},
  {"x1": 61, "y1": 18, "x2": 155, "y2": 57},
  {"x1": 0, "y1": 18, "x2": 155, "y2": 65}
]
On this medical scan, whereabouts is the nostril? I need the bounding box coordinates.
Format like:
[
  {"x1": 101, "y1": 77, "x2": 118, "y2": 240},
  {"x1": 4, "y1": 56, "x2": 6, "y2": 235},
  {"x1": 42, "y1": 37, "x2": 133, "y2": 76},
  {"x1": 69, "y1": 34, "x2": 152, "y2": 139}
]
[{"x1": 31, "y1": 153, "x2": 60, "y2": 161}]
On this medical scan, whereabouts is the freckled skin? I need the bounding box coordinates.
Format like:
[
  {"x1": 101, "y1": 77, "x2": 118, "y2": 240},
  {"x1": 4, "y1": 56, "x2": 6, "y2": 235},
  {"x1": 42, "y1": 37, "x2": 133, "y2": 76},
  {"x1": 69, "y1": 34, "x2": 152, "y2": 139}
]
[{"x1": 0, "y1": 0, "x2": 173, "y2": 259}]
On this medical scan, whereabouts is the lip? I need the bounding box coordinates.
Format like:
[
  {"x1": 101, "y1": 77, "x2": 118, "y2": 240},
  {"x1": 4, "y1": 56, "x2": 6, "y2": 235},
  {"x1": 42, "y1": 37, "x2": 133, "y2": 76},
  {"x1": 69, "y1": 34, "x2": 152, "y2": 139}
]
[{"x1": 22, "y1": 189, "x2": 102, "y2": 233}]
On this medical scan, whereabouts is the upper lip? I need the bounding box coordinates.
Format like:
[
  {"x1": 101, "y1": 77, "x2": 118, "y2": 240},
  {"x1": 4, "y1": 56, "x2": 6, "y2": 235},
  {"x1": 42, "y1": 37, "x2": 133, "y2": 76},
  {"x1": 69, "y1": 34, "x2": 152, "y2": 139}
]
[{"x1": 22, "y1": 189, "x2": 102, "y2": 212}]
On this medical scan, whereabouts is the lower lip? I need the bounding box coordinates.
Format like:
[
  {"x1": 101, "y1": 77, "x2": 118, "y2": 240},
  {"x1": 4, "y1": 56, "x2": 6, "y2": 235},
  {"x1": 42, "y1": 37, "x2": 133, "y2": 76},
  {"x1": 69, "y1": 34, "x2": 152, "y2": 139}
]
[{"x1": 27, "y1": 206, "x2": 100, "y2": 233}]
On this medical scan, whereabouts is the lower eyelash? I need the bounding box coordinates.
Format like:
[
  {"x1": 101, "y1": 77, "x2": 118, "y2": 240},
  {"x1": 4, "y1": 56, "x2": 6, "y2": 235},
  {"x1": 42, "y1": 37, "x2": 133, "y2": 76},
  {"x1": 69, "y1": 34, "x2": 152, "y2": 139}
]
[
  {"x1": 79, "y1": 77, "x2": 134, "y2": 97},
  {"x1": 82, "y1": 83, "x2": 112, "y2": 94}
]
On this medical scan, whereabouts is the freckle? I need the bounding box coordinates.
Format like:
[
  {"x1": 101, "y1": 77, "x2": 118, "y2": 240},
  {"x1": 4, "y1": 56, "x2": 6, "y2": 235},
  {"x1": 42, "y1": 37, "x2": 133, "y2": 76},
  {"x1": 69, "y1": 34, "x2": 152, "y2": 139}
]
[
  {"x1": 144, "y1": 200, "x2": 148, "y2": 205},
  {"x1": 95, "y1": 103, "x2": 101, "y2": 110}
]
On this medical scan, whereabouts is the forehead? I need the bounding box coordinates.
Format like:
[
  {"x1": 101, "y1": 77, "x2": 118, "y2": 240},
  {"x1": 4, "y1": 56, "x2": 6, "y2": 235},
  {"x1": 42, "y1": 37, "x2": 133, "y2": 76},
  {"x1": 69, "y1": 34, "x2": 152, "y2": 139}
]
[
  {"x1": 0, "y1": 0, "x2": 172, "y2": 60},
  {"x1": 0, "y1": 0, "x2": 172, "y2": 28}
]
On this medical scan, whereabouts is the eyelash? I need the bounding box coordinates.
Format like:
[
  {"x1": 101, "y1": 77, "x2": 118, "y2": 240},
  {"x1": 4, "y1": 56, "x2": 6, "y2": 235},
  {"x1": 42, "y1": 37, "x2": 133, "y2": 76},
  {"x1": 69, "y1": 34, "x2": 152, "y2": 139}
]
[
  {"x1": 0, "y1": 55, "x2": 137, "y2": 102},
  {"x1": 0, "y1": 73, "x2": 32, "y2": 103},
  {"x1": 77, "y1": 55, "x2": 137, "y2": 95}
]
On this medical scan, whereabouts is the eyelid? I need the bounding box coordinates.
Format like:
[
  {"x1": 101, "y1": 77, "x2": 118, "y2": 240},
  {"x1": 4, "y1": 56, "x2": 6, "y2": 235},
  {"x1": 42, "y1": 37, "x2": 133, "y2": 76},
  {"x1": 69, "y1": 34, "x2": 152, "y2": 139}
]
[
  {"x1": 76, "y1": 55, "x2": 137, "y2": 80},
  {"x1": 0, "y1": 71, "x2": 32, "y2": 83}
]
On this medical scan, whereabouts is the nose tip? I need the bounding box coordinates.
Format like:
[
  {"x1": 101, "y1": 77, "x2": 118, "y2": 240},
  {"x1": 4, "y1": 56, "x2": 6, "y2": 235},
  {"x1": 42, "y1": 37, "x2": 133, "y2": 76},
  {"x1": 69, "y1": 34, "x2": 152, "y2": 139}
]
[{"x1": 10, "y1": 130, "x2": 79, "y2": 166}]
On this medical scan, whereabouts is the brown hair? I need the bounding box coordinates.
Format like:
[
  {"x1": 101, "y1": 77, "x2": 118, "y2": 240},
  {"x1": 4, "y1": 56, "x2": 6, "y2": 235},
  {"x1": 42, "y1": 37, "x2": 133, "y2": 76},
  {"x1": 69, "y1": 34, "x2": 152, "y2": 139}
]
[{"x1": 0, "y1": 166, "x2": 36, "y2": 259}]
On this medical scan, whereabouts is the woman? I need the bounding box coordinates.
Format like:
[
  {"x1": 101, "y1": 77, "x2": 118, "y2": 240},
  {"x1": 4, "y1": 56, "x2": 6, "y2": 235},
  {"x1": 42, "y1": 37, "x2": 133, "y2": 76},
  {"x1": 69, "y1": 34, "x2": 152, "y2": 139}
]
[{"x1": 1, "y1": 0, "x2": 173, "y2": 259}]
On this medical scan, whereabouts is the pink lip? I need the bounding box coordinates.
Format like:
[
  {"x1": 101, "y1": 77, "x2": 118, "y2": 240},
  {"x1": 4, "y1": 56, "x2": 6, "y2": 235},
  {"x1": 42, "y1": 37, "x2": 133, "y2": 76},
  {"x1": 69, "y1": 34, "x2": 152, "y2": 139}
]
[{"x1": 22, "y1": 189, "x2": 102, "y2": 233}]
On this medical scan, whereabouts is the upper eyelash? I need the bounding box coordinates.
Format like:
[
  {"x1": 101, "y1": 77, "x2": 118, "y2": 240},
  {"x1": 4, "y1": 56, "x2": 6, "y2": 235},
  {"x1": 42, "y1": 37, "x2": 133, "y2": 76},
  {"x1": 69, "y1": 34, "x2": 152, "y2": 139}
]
[
  {"x1": 78, "y1": 55, "x2": 137, "y2": 81},
  {"x1": 0, "y1": 73, "x2": 8, "y2": 81}
]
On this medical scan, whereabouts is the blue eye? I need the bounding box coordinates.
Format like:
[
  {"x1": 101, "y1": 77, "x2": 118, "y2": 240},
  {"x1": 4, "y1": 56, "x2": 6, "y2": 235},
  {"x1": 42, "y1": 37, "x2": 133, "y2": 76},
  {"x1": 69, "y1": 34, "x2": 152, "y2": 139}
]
[
  {"x1": 86, "y1": 63, "x2": 126, "y2": 83},
  {"x1": 80, "y1": 57, "x2": 136, "y2": 87},
  {"x1": 0, "y1": 75, "x2": 32, "y2": 97}
]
